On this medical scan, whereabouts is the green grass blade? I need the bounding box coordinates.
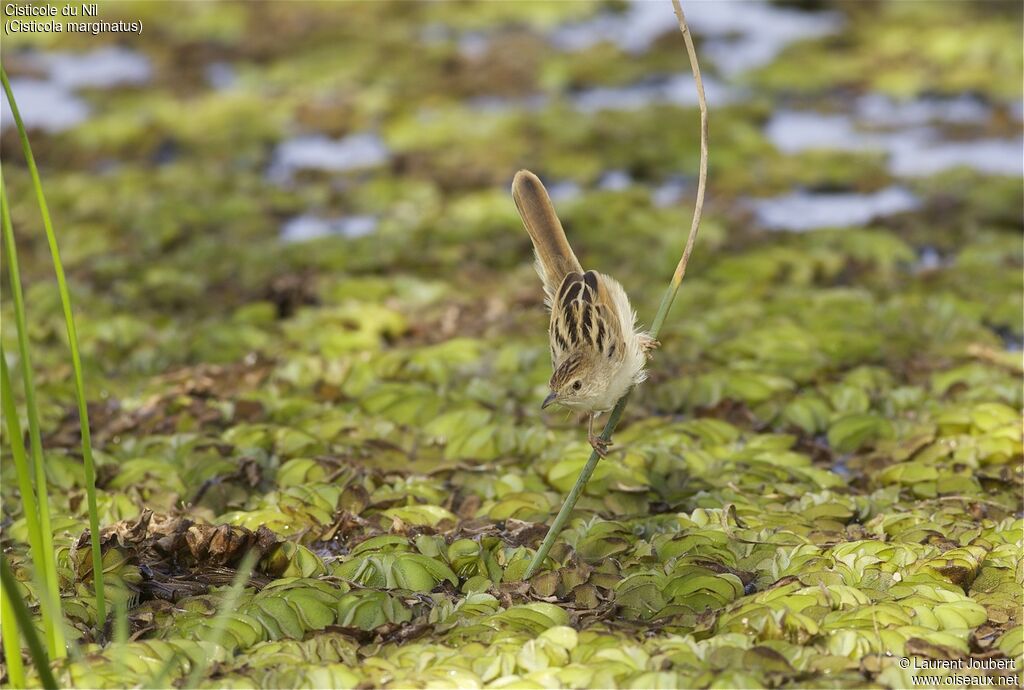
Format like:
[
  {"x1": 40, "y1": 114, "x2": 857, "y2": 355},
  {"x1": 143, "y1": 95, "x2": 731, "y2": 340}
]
[
  {"x1": 0, "y1": 353, "x2": 66, "y2": 651},
  {"x1": 1, "y1": 175, "x2": 66, "y2": 658},
  {"x1": 1, "y1": 67, "x2": 107, "y2": 629},
  {"x1": 0, "y1": 554, "x2": 58, "y2": 690},
  {"x1": 182, "y1": 550, "x2": 257, "y2": 688},
  {"x1": 113, "y1": 598, "x2": 128, "y2": 645},
  {"x1": 147, "y1": 551, "x2": 258, "y2": 689},
  {"x1": 1, "y1": 561, "x2": 27, "y2": 688}
]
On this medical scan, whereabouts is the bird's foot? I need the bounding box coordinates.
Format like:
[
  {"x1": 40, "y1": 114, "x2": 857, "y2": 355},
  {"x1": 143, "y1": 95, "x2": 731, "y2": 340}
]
[
  {"x1": 639, "y1": 334, "x2": 660, "y2": 357},
  {"x1": 588, "y1": 432, "x2": 612, "y2": 458}
]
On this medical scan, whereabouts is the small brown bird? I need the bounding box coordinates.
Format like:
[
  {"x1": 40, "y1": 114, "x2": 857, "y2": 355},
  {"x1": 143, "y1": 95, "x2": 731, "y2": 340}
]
[{"x1": 512, "y1": 170, "x2": 657, "y2": 457}]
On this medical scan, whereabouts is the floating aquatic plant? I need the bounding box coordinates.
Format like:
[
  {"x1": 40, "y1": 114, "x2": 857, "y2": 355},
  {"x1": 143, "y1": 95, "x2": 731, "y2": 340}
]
[{"x1": 0, "y1": 1, "x2": 1020, "y2": 688}]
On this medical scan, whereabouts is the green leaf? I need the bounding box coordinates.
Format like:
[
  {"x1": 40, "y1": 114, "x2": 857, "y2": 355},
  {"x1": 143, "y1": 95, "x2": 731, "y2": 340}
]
[{"x1": 828, "y1": 413, "x2": 894, "y2": 453}]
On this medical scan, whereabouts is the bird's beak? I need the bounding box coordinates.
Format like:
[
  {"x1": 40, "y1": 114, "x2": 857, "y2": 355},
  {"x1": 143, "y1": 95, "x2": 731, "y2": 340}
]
[{"x1": 541, "y1": 392, "x2": 557, "y2": 409}]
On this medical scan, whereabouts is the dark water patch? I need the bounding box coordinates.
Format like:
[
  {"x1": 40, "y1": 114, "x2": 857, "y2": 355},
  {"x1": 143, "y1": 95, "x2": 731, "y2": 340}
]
[
  {"x1": 458, "y1": 31, "x2": 490, "y2": 59},
  {"x1": 552, "y1": 0, "x2": 840, "y2": 75},
  {"x1": 886, "y1": 133, "x2": 1023, "y2": 177},
  {"x1": 855, "y1": 94, "x2": 993, "y2": 128},
  {"x1": 747, "y1": 186, "x2": 920, "y2": 232},
  {"x1": 268, "y1": 133, "x2": 390, "y2": 184},
  {"x1": 598, "y1": 170, "x2": 632, "y2": 191},
  {"x1": 546, "y1": 180, "x2": 582, "y2": 202},
  {"x1": 41, "y1": 46, "x2": 151, "y2": 89},
  {"x1": 571, "y1": 73, "x2": 736, "y2": 113},
  {"x1": 152, "y1": 138, "x2": 179, "y2": 166},
  {"x1": 990, "y1": 325, "x2": 1024, "y2": 352},
  {"x1": 1, "y1": 78, "x2": 89, "y2": 132},
  {"x1": 205, "y1": 62, "x2": 237, "y2": 90},
  {"x1": 765, "y1": 110, "x2": 855, "y2": 154},
  {"x1": 913, "y1": 246, "x2": 947, "y2": 273},
  {"x1": 1, "y1": 46, "x2": 151, "y2": 133},
  {"x1": 434, "y1": 0, "x2": 834, "y2": 113},
  {"x1": 280, "y1": 214, "x2": 379, "y2": 244},
  {"x1": 651, "y1": 177, "x2": 688, "y2": 207},
  {"x1": 516, "y1": 173, "x2": 687, "y2": 209},
  {"x1": 460, "y1": 73, "x2": 735, "y2": 115},
  {"x1": 766, "y1": 107, "x2": 1024, "y2": 178},
  {"x1": 686, "y1": 1, "x2": 842, "y2": 77}
]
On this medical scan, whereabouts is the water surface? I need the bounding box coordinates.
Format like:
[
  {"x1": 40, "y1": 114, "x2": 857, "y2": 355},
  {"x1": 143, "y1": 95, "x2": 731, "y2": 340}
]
[
  {"x1": 268, "y1": 133, "x2": 390, "y2": 184},
  {"x1": 280, "y1": 214, "x2": 379, "y2": 243},
  {"x1": 748, "y1": 186, "x2": 921, "y2": 232},
  {"x1": 1, "y1": 46, "x2": 151, "y2": 132}
]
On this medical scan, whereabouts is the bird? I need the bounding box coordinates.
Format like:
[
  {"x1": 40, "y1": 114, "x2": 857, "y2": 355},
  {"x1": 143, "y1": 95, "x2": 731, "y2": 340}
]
[{"x1": 511, "y1": 170, "x2": 657, "y2": 457}]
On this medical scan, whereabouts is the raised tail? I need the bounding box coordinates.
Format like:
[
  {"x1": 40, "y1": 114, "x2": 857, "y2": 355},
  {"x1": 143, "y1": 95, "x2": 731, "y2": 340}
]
[{"x1": 512, "y1": 170, "x2": 583, "y2": 301}]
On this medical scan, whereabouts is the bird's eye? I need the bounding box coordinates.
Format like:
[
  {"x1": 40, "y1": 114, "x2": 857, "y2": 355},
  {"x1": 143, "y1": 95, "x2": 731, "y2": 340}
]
[{"x1": 572, "y1": 380, "x2": 582, "y2": 391}]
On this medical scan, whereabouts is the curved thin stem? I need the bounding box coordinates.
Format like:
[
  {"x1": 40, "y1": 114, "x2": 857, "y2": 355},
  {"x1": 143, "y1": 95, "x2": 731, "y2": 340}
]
[{"x1": 523, "y1": 0, "x2": 708, "y2": 580}]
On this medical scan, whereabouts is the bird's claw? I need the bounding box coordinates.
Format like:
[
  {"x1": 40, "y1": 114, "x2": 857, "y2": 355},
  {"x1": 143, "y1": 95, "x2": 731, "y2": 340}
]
[
  {"x1": 588, "y1": 434, "x2": 612, "y2": 458},
  {"x1": 639, "y1": 335, "x2": 660, "y2": 357}
]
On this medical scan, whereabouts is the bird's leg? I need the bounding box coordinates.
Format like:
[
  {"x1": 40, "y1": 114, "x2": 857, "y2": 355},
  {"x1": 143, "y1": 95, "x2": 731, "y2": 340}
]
[
  {"x1": 588, "y1": 413, "x2": 611, "y2": 458},
  {"x1": 639, "y1": 333, "x2": 660, "y2": 358}
]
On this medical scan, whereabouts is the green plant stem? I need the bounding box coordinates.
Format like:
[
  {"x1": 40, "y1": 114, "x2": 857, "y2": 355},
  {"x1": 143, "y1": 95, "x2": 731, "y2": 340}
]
[
  {"x1": 1, "y1": 67, "x2": 107, "y2": 628},
  {"x1": 1, "y1": 354, "x2": 66, "y2": 651},
  {"x1": 523, "y1": 0, "x2": 708, "y2": 580},
  {"x1": 1, "y1": 552, "x2": 27, "y2": 689},
  {"x1": 1, "y1": 176, "x2": 67, "y2": 658},
  {"x1": 0, "y1": 555, "x2": 59, "y2": 690}
]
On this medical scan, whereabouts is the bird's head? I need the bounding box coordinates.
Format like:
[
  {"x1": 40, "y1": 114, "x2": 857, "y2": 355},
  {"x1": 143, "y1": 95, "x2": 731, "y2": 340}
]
[{"x1": 542, "y1": 351, "x2": 606, "y2": 410}]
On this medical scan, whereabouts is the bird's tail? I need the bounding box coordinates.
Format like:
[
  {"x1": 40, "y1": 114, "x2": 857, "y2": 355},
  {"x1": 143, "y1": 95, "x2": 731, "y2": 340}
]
[{"x1": 511, "y1": 170, "x2": 583, "y2": 301}]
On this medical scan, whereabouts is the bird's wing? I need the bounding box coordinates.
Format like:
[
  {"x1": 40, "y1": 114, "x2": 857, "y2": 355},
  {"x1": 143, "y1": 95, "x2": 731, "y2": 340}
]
[{"x1": 549, "y1": 270, "x2": 624, "y2": 366}]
